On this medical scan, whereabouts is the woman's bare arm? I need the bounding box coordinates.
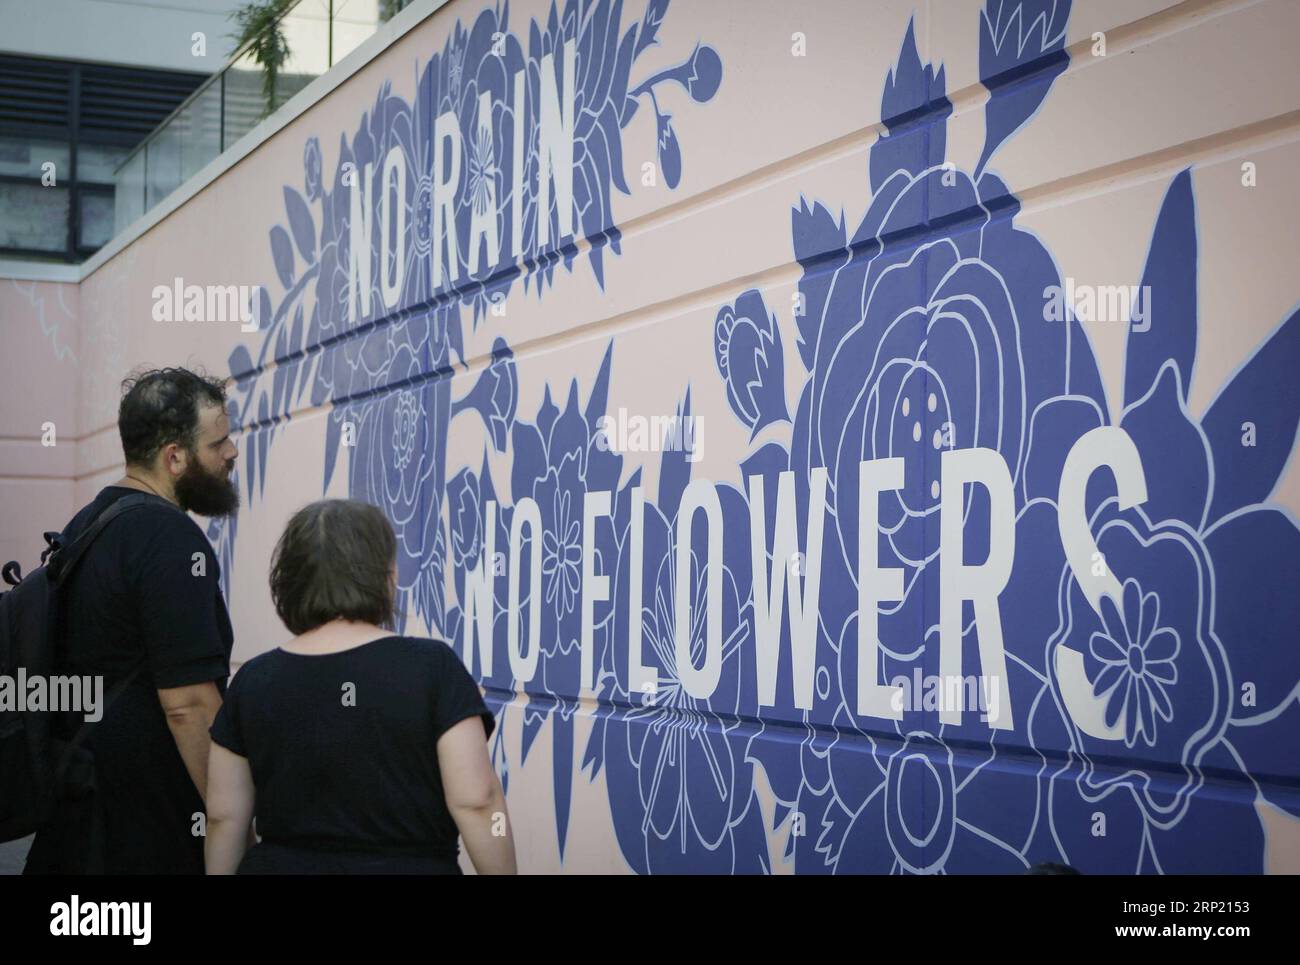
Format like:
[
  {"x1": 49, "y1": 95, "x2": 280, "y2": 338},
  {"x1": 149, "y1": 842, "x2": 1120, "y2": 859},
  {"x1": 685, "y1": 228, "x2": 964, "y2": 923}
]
[
  {"x1": 204, "y1": 743, "x2": 255, "y2": 874},
  {"x1": 438, "y1": 717, "x2": 517, "y2": 874}
]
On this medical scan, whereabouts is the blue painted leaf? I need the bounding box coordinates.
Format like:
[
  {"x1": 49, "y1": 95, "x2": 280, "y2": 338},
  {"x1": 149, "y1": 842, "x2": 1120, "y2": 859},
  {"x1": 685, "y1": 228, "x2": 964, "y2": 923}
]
[
  {"x1": 246, "y1": 428, "x2": 259, "y2": 501},
  {"x1": 269, "y1": 226, "x2": 295, "y2": 289},
  {"x1": 272, "y1": 363, "x2": 289, "y2": 425},
  {"x1": 288, "y1": 305, "x2": 305, "y2": 397},
  {"x1": 256, "y1": 396, "x2": 270, "y2": 497},
  {"x1": 520, "y1": 704, "x2": 545, "y2": 763},
  {"x1": 687, "y1": 44, "x2": 722, "y2": 102},
  {"x1": 635, "y1": 0, "x2": 669, "y2": 56},
  {"x1": 1123, "y1": 170, "x2": 1197, "y2": 409},
  {"x1": 253, "y1": 285, "x2": 272, "y2": 337},
  {"x1": 790, "y1": 199, "x2": 847, "y2": 371},
  {"x1": 657, "y1": 391, "x2": 693, "y2": 522},
  {"x1": 580, "y1": 707, "x2": 606, "y2": 778},
  {"x1": 1206, "y1": 507, "x2": 1300, "y2": 750},
  {"x1": 870, "y1": 20, "x2": 950, "y2": 194},
  {"x1": 1119, "y1": 362, "x2": 1210, "y2": 527},
  {"x1": 553, "y1": 712, "x2": 574, "y2": 860},
  {"x1": 976, "y1": 0, "x2": 1071, "y2": 175},
  {"x1": 612, "y1": 25, "x2": 637, "y2": 126},
  {"x1": 656, "y1": 111, "x2": 681, "y2": 189},
  {"x1": 228, "y1": 344, "x2": 254, "y2": 379},
  {"x1": 1202, "y1": 306, "x2": 1300, "y2": 523},
  {"x1": 283, "y1": 186, "x2": 316, "y2": 263},
  {"x1": 274, "y1": 316, "x2": 287, "y2": 363},
  {"x1": 584, "y1": 341, "x2": 615, "y2": 429}
]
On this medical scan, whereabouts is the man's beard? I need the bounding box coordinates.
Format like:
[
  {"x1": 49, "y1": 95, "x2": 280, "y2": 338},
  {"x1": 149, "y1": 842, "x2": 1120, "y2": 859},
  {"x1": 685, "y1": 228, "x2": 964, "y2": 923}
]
[{"x1": 174, "y1": 454, "x2": 240, "y2": 517}]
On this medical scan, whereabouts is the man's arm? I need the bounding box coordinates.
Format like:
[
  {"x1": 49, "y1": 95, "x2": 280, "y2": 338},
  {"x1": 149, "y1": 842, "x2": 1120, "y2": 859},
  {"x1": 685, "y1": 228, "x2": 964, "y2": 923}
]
[{"x1": 158, "y1": 681, "x2": 223, "y2": 801}]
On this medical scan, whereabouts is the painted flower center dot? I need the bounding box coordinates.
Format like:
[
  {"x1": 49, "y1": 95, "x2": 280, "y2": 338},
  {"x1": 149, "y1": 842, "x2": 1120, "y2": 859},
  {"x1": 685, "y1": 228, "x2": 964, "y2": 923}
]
[{"x1": 1128, "y1": 646, "x2": 1145, "y2": 674}]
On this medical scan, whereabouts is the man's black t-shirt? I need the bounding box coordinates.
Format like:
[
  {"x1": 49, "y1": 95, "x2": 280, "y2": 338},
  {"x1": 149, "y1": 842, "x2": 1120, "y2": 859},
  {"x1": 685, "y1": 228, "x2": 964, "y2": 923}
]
[
  {"x1": 209, "y1": 636, "x2": 494, "y2": 872},
  {"x1": 25, "y1": 486, "x2": 233, "y2": 875}
]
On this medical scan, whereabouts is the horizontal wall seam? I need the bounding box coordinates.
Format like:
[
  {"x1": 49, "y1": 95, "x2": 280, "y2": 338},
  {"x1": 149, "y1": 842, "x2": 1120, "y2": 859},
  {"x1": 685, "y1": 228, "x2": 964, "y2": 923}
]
[{"x1": 479, "y1": 685, "x2": 1293, "y2": 796}]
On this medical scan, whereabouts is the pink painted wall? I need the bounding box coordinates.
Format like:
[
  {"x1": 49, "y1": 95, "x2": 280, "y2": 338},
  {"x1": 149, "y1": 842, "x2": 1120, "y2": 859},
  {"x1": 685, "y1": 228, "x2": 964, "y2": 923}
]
[{"x1": 0, "y1": 279, "x2": 80, "y2": 578}]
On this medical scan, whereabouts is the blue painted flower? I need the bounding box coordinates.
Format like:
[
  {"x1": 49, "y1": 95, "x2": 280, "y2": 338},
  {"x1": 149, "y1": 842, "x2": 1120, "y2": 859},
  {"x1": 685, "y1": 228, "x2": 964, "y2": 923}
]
[
  {"x1": 592, "y1": 395, "x2": 768, "y2": 873},
  {"x1": 781, "y1": 18, "x2": 1100, "y2": 752},
  {"x1": 1015, "y1": 171, "x2": 1300, "y2": 873},
  {"x1": 736, "y1": 6, "x2": 1106, "y2": 874},
  {"x1": 1089, "y1": 579, "x2": 1179, "y2": 747},
  {"x1": 780, "y1": 22, "x2": 1097, "y2": 697},
  {"x1": 391, "y1": 390, "x2": 421, "y2": 472},
  {"x1": 448, "y1": 463, "x2": 484, "y2": 569},
  {"x1": 509, "y1": 346, "x2": 624, "y2": 857},
  {"x1": 540, "y1": 464, "x2": 583, "y2": 614},
  {"x1": 303, "y1": 135, "x2": 323, "y2": 201},
  {"x1": 451, "y1": 338, "x2": 518, "y2": 452},
  {"x1": 714, "y1": 289, "x2": 789, "y2": 437},
  {"x1": 518, "y1": 0, "x2": 722, "y2": 289},
  {"x1": 343, "y1": 341, "x2": 448, "y2": 621},
  {"x1": 228, "y1": 2, "x2": 726, "y2": 871}
]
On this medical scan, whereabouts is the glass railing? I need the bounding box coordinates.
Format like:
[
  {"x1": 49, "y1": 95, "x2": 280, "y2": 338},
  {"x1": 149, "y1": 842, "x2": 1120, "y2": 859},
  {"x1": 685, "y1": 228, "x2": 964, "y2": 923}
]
[{"x1": 112, "y1": 0, "x2": 396, "y2": 239}]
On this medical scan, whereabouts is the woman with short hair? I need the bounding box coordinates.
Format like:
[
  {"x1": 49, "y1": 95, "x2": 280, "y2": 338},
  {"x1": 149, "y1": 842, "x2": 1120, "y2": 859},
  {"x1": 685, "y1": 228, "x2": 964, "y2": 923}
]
[{"x1": 204, "y1": 498, "x2": 516, "y2": 874}]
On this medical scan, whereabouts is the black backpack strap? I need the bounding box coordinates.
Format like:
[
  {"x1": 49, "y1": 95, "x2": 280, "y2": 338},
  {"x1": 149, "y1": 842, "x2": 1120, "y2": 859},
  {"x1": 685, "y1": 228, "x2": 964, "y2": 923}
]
[{"x1": 46, "y1": 493, "x2": 157, "y2": 586}]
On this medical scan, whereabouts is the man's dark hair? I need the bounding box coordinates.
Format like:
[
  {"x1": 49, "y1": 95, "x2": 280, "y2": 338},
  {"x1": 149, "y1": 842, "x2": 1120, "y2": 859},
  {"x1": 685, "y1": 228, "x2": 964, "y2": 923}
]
[
  {"x1": 270, "y1": 499, "x2": 397, "y2": 636},
  {"x1": 118, "y1": 367, "x2": 228, "y2": 467}
]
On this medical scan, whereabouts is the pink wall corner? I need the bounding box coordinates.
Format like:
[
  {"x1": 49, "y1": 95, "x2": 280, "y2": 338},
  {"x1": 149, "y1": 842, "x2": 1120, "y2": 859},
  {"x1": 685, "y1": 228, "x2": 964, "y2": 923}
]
[{"x1": 0, "y1": 278, "x2": 81, "y2": 574}]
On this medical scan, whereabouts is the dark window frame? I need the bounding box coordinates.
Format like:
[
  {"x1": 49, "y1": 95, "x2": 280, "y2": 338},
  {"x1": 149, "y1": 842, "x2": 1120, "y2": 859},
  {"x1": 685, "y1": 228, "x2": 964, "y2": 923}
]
[{"x1": 0, "y1": 54, "x2": 205, "y2": 263}]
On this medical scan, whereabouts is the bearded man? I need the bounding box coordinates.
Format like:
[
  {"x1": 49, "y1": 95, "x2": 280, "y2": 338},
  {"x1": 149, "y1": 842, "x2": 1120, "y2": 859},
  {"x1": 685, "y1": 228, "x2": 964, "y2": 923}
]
[{"x1": 25, "y1": 367, "x2": 240, "y2": 874}]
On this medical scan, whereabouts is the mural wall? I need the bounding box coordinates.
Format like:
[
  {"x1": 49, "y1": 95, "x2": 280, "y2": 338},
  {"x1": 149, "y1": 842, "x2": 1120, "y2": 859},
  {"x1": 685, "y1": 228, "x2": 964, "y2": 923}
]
[{"x1": 4, "y1": 0, "x2": 1298, "y2": 873}]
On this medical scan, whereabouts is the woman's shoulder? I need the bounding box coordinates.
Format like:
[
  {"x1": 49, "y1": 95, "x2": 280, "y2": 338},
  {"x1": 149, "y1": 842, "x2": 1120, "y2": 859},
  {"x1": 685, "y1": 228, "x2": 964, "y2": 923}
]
[
  {"x1": 382, "y1": 635, "x2": 459, "y2": 662},
  {"x1": 229, "y1": 647, "x2": 282, "y2": 682},
  {"x1": 228, "y1": 636, "x2": 459, "y2": 680},
  {"x1": 222, "y1": 649, "x2": 277, "y2": 702}
]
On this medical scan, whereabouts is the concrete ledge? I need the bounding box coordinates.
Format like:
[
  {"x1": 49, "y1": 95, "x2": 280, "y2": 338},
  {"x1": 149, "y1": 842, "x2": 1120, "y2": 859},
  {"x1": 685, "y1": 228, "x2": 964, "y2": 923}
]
[{"x1": 0, "y1": 261, "x2": 81, "y2": 283}]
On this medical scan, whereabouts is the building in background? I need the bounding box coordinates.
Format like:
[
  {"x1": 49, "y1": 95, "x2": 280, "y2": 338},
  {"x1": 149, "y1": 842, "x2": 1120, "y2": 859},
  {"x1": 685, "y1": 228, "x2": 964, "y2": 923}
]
[
  {"x1": 0, "y1": 0, "x2": 248, "y2": 262},
  {"x1": 0, "y1": 0, "x2": 395, "y2": 262}
]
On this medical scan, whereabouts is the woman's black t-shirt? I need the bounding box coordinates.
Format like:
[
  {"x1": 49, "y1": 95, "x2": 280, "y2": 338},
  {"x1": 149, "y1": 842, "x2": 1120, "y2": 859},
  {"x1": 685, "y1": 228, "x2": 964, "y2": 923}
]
[{"x1": 210, "y1": 636, "x2": 494, "y2": 867}]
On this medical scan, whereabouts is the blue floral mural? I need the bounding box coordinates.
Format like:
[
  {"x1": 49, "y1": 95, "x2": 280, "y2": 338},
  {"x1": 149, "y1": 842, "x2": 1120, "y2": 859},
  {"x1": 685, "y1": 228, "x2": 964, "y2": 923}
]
[
  {"x1": 221, "y1": 0, "x2": 1298, "y2": 872},
  {"x1": 218, "y1": 0, "x2": 723, "y2": 861},
  {"x1": 723, "y1": 5, "x2": 1299, "y2": 874}
]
